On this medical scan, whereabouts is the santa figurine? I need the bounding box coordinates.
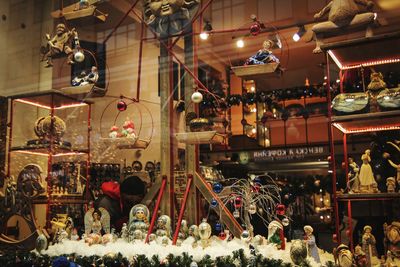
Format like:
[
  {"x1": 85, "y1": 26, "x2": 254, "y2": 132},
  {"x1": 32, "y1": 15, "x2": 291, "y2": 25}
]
[
  {"x1": 109, "y1": 126, "x2": 119, "y2": 139},
  {"x1": 121, "y1": 118, "x2": 136, "y2": 138}
]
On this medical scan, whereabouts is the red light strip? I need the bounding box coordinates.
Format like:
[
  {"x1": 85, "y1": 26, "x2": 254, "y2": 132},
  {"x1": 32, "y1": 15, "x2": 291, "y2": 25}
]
[
  {"x1": 15, "y1": 99, "x2": 88, "y2": 110},
  {"x1": 333, "y1": 123, "x2": 400, "y2": 134},
  {"x1": 12, "y1": 150, "x2": 87, "y2": 157},
  {"x1": 328, "y1": 50, "x2": 400, "y2": 70}
]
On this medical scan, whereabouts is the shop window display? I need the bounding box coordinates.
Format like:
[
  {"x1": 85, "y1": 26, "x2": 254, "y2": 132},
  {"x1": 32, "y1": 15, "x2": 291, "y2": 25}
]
[{"x1": 1, "y1": 0, "x2": 400, "y2": 266}]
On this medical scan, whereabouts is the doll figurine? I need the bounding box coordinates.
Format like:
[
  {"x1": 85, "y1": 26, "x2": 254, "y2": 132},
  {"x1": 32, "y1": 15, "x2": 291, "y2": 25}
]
[
  {"x1": 386, "y1": 177, "x2": 396, "y2": 193},
  {"x1": 178, "y1": 219, "x2": 189, "y2": 241},
  {"x1": 128, "y1": 204, "x2": 150, "y2": 236},
  {"x1": 70, "y1": 228, "x2": 79, "y2": 241},
  {"x1": 303, "y1": 225, "x2": 321, "y2": 263},
  {"x1": 267, "y1": 220, "x2": 285, "y2": 249},
  {"x1": 85, "y1": 66, "x2": 99, "y2": 84},
  {"x1": 121, "y1": 118, "x2": 136, "y2": 138},
  {"x1": 348, "y1": 157, "x2": 360, "y2": 193},
  {"x1": 84, "y1": 207, "x2": 110, "y2": 245},
  {"x1": 359, "y1": 150, "x2": 378, "y2": 193},
  {"x1": 156, "y1": 215, "x2": 172, "y2": 238},
  {"x1": 121, "y1": 223, "x2": 129, "y2": 241},
  {"x1": 334, "y1": 244, "x2": 354, "y2": 267},
  {"x1": 245, "y1": 40, "x2": 280, "y2": 65},
  {"x1": 362, "y1": 225, "x2": 378, "y2": 267},
  {"x1": 354, "y1": 245, "x2": 368, "y2": 267},
  {"x1": 109, "y1": 126, "x2": 119, "y2": 139}
]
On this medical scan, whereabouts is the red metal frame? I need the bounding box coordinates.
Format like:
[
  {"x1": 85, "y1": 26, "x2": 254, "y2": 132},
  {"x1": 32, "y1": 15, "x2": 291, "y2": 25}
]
[
  {"x1": 145, "y1": 175, "x2": 168, "y2": 243},
  {"x1": 172, "y1": 174, "x2": 193, "y2": 245}
]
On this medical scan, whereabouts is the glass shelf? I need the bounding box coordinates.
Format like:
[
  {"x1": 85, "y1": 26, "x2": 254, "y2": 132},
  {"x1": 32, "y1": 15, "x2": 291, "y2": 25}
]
[{"x1": 337, "y1": 193, "x2": 400, "y2": 201}]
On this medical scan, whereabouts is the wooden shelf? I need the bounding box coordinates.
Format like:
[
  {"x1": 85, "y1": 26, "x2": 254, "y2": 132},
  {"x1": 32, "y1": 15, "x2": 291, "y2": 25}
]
[
  {"x1": 33, "y1": 195, "x2": 87, "y2": 204},
  {"x1": 331, "y1": 110, "x2": 400, "y2": 134},
  {"x1": 175, "y1": 131, "x2": 225, "y2": 144},
  {"x1": 337, "y1": 192, "x2": 400, "y2": 201},
  {"x1": 100, "y1": 137, "x2": 149, "y2": 149},
  {"x1": 11, "y1": 144, "x2": 88, "y2": 155}
]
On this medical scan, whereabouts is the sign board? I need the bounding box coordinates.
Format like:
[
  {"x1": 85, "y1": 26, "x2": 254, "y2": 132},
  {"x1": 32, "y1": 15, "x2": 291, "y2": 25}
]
[{"x1": 253, "y1": 146, "x2": 327, "y2": 162}]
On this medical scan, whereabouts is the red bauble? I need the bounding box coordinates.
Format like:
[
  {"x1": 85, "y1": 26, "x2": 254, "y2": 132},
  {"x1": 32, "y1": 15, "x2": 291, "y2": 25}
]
[
  {"x1": 218, "y1": 232, "x2": 227, "y2": 240},
  {"x1": 234, "y1": 196, "x2": 242, "y2": 209},
  {"x1": 117, "y1": 100, "x2": 127, "y2": 111},
  {"x1": 250, "y1": 22, "x2": 261, "y2": 36},
  {"x1": 346, "y1": 230, "x2": 351, "y2": 237},
  {"x1": 332, "y1": 234, "x2": 337, "y2": 243}
]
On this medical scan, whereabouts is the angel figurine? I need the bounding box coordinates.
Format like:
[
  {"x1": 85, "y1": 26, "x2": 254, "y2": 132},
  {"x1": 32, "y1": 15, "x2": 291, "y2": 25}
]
[
  {"x1": 347, "y1": 157, "x2": 360, "y2": 193},
  {"x1": 84, "y1": 207, "x2": 110, "y2": 245},
  {"x1": 128, "y1": 204, "x2": 150, "y2": 236},
  {"x1": 156, "y1": 215, "x2": 172, "y2": 238},
  {"x1": 359, "y1": 150, "x2": 378, "y2": 193}
]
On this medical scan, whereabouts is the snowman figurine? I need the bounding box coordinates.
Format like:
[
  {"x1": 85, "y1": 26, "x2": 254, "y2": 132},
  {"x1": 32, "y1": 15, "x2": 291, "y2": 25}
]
[{"x1": 109, "y1": 126, "x2": 119, "y2": 139}]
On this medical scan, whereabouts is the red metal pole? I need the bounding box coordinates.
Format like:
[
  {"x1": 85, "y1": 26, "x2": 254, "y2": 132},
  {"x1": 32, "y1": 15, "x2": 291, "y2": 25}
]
[
  {"x1": 172, "y1": 174, "x2": 193, "y2": 245},
  {"x1": 6, "y1": 99, "x2": 14, "y2": 177},
  {"x1": 343, "y1": 134, "x2": 349, "y2": 187},
  {"x1": 347, "y1": 200, "x2": 353, "y2": 250},
  {"x1": 86, "y1": 104, "x2": 91, "y2": 207},
  {"x1": 46, "y1": 94, "x2": 55, "y2": 227},
  {"x1": 145, "y1": 175, "x2": 168, "y2": 243},
  {"x1": 102, "y1": 0, "x2": 141, "y2": 45},
  {"x1": 136, "y1": 18, "x2": 145, "y2": 101}
]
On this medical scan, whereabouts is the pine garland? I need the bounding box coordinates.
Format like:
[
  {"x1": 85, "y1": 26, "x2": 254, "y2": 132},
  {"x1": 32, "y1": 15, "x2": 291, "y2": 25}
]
[{"x1": 0, "y1": 249, "x2": 335, "y2": 267}]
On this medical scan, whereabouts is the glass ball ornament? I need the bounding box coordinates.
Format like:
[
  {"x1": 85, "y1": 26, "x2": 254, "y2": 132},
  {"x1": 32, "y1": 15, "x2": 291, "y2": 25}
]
[
  {"x1": 250, "y1": 22, "x2": 261, "y2": 36},
  {"x1": 190, "y1": 262, "x2": 198, "y2": 267},
  {"x1": 210, "y1": 198, "x2": 218, "y2": 208},
  {"x1": 212, "y1": 182, "x2": 223, "y2": 194},
  {"x1": 233, "y1": 209, "x2": 240, "y2": 218},
  {"x1": 198, "y1": 219, "x2": 212, "y2": 241},
  {"x1": 241, "y1": 230, "x2": 251, "y2": 243},
  {"x1": 215, "y1": 222, "x2": 222, "y2": 232},
  {"x1": 218, "y1": 231, "x2": 227, "y2": 240},
  {"x1": 191, "y1": 91, "x2": 203, "y2": 103},
  {"x1": 248, "y1": 203, "x2": 257, "y2": 214},
  {"x1": 234, "y1": 196, "x2": 242, "y2": 209},
  {"x1": 117, "y1": 100, "x2": 127, "y2": 111},
  {"x1": 74, "y1": 51, "x2": 85, "y2": 62},
  {"x1": 282, "y1": 217, "x2": 290, "y2": 226},
  {"x1": 254, "y1": 177, "x2": 262, "y2": 185}
]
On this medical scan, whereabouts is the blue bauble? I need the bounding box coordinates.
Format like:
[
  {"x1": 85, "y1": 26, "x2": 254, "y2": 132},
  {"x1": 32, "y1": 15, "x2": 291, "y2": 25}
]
[
  {"x1": 212, "y1": 182, "x2": 223, "y2": 193},
  {"x1": 254, "y1": 177, "x2": 262, "y2": 185},
  {"x1": 215, "y1": 222, "x2": 222, "y2": 232},
  {"x1": 210, "y1": 198, "x2": 218, "y2": 208}
]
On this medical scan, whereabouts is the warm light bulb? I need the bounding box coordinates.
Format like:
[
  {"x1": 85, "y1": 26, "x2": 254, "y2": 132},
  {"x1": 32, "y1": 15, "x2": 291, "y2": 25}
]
[
  {"x1": 236, "y1": 39, "x2": 244, "y2": 48},
  {"x1": 250, "y1": 86, "x2": 255, "y2": 92},
  {"x1": 251, "y1": 128, "x2": 256, "y2": 134},
  {"x1": 292, "y1": 33, "x2": 300, "y2": 42},
  {"x1": 200, "y1": 32, "x2": 209, "y2": 40}
]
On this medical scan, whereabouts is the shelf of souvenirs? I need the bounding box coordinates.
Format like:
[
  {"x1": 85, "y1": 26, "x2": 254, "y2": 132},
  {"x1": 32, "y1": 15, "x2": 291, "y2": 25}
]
[
  {"x1": 8, "y1": 89, "x2": 92, "y2": 109},
  {"x1": 32, "y1": 194, "x2": 88, "y2": 204},
  {"x1": 336, "y1": 192, "x2": 400, "y2": 201},
  {"x1": 10, "y1": 144, "x2": 89, "y2": 156},
  {"x1": 321, "y1": 31, "x2": 400, "y2": 70},
  {"x1": 331, "y1": 110, "x2": 400, "y2": 134}
]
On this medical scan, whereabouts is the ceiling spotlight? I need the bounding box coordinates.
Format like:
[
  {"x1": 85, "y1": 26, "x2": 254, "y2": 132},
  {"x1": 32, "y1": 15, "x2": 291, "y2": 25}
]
[
  {"x1": 292, "y1": 25, "x2": 306, "y2": 42},
  {"x1": 236, "y1": 39, "x2": 245, "y2": 48},
  {"x1": 200, "y1": 21, "x2": 212, "y2": 40}
]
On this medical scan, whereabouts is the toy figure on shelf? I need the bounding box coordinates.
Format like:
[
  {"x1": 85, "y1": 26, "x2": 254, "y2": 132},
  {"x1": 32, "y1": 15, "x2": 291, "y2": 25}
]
[
  {"x1": 311, "y1": 0, "x2": 376, "y2": 53},
  {"x1": 102, "y1": 228, "x2": 117, "y2": 244},
  {"x1": 128, "y1": 204, "x2": 150, "y2": 236},
  {"x1": 354, "y1": 245, "x2": 368, "y2": 267},
  {"x1": 84, "y1": 207, "x2": 110, "y2": 245},
  {"x1": 362, "y1": 225, "x2": 378, "y2": 267},
  {"x1": 267, "y1": 220, "x2": 284, "y2": 249},
  {"x1": 198, "y1": 219, "x2": 212, "y2": 248},
  {"x1": 188, "y1": 225, "x2": 200, "y2": 240},
  {"x1": 368, "y1": 72, "x2": 387, "y2": 112},
  {"x1": 4, "y1": 176, "x2": 17, "y2": 208},
  {"x1": 41, "y1": 23, "x2": 77, "y2": 67},
  {"x1": 348, "y1": 157, "x2": 360, "y2": 193},
  {"x1": 121, "y1": 223, "x2": 129, "y2": 241},
  {"x1": 178, "y1": 219, "x2": 189, "y2": 241},
  {"x1": 303, "y1": 225, "x2": 321, "y2": 263},
  {"x1": 359, "y1": 150, "x2": 379, "y2": 193},
  {"x1": 70, "y1": 228, "x2": 79, "y2": 241},
  {"x1": 386, "y1": 177, "x2": 396, "y2": 193},
  {"x1": 35, "y1": 227, "x2": 48, "y2": 254},
  {"x1": 245, "y1": 40, "x2": 280, "y2": 66},
  {"x1": 121, "y1": 118, "x2": 136, "y2": 139},
  {"x1": 85, "y1": 66, "x2": 99, "y2": 84},
  {"x1": 109, "y1": 126, "x2": 119, "y2": 139},
  {"x1": 156, "y1": 215, "x2": 172, "y2": 238},
  {"x1": 383, "y1": 222, "x2": 400, "y2": 262},
  {"x1": 71, "y1": 71, "x2": 88, "y2": 86},
  {"x1": 334, "y1": 244, "x2": 354, "y2": 267}
]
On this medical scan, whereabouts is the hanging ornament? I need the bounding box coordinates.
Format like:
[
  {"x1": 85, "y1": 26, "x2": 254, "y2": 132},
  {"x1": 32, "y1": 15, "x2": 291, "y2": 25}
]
[
  {"x1": 251, "y1": 183, "x2": 260, "y2": 193},
  {"x1": 190, "y1": 262, "x2": 198, "y2": 267},
  {"x1": 215, "y1": 222, "x2": 222, "y2": 232},
  {"x1": 234, "y1": 196, "x2": 242, "y2": 209},
  {"x1": 198, "y1": 219, "x2": 212, "y2": 243},
  {"x1": 74, "y1": 50, "x2": 85, "y2": 62},
  {"x1": 248, "y1": 203, "x2": 257, "y2": 214},
  {"x1": 212, "y1": 182, "x2": 223, "y2": 194},
  {"x1": 191, "y1": 91, "x2": 203, "y2": 103},
  {"x1": 282, "y1": 217, "x2": 290, "y2": 226},
  {"x1": 241, "y1": 230, "x2": 251, "y2": 243},
  {"x1": 210, "y1": 198, "x2": 218, "y2": 208},
  {"x1": 233, "y1": 209, "x2": 240, "y2": 218},
  {"x1": 253, "y1": 177, "x2": 262, "y2": 185},
  {"x1": 218, "y1": 231, "x2": 227, "y2": 240},
  {"x1": 117, "y1": 100, "x2": 127, "y2": 111}
]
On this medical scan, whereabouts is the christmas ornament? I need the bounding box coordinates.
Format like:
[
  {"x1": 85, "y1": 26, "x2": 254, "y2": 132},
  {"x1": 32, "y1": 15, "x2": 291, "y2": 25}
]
[
  {"x1": 117, "y1": 100, "x2": 127, "y2": 111},
  {"x1": 248, "y1": 203, "x2": 257, "y2": 214},
  {"x1": 233, "y1": 209, "x2": 240, "y2": 218},
  {"x1": 282, "y1": 217, "x2": 289, "y2": 226},
  {"x1": 250, "y1": 22, "x2": 261, "y2": 36},
  {"x1": 218, "y1": 231, "x2": 227, "y2": 240},
  {"x1": 212, "y1": 182, "x2": 223, "y2": 193},
  {"x1": 198, "y1": 219, "x2": 211, "y2": 248},
  {"x1": 215, "y1": 222, "x2": 222, "y2": 232},
  {"x1": 191, "y1": 91, "x2": 203, "y2": 103},
  {"x1": 253, "y1": 177, "x2": 262, "y2": 184},
  {"x1": 241, "y1": 230, "x2": 251, "y2": 243},
  {"x1": 190, "y1": 262, "x2": 198, "y2": 267},
  {"x1": 74, "y1": 51, "x2": 85, "y2": 62},
  {"x1": 210, "y1": 198, "x2": 218, "y2": 208},
  {"x1": 234, "y1": 196, "x2": 242, "y2": 209}
]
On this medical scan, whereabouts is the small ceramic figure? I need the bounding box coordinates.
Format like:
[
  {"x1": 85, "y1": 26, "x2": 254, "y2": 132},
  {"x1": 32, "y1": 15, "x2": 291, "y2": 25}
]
[
  {"x1": 362, "y1": 225, "x2": 378, "y2": 267},
  {"x1": 334, "y1": 244, "x2": 354, "y2": 267},
  {"x1": 188, "y1": 225, "x2": 199, "y2": 240},
  {"x1": 128, "y1": 204, "x2": 150, "y2": 236},
  {"x1": 178, "y1": 219, "x2": 189, "y2": 241},
  {"x1": 304, "y1": 225, "x2": 321, "y2": 263},
  {"x1": 156, "y1": 215, "x2": 172, "y2": 238},
  {"x1": 132, "y1": 229, "x2": 144, "y2": 241},
  {"x1": 84, "y1": 207, "x2": 110, "y2": 245},
  {"x1": 348, "y1": 157, "x2": 360, "y2": 193},
  {"x1": 354, "y1": 245, "x2": 368, "y2": 267},
  {"x1": 121, "y1": 223, "x2": 129, "y2": 241},
  {"x1": 268, "y1": 220, "x2": 285, "y2": 250},
  {"x1": 71, "y1": 71, "x2": 88, "y2": 86},
  {"x1": 121, "y1": 118, "x2": 136, "y2": 138},
  {"x1": 198, "y1": 219, "x2": 212, "y2": 248},
  {"x1": 245, "y1": 40, "x2": 280, "y2": 65},
  {"x1": 386, "y1": 177, "x2": 396, "y2": 193},
  {"x1": 85, "y1": 66, "x2": 99, "y2": 84},
  {"x1": 383, "y1": 222, "x2": 400, "y2": 263},
  {"x1": 70, "y1": 228, "x2": 79, "y2": 241},
  {"x1": 36, "y1": 227, "x2": 48, "y2": 254},
  {"x1": 109, "y1": 126, "x2": 119, "y2": 139},
  {"x1": 359, "y1": 150, "x2": 378, "y2": 193}
]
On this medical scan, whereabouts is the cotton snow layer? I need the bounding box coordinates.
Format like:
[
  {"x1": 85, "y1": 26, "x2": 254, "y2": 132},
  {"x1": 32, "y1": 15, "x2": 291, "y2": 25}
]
[{"x1": 43, "y1": 237, "x2": 334, "y2": 266}]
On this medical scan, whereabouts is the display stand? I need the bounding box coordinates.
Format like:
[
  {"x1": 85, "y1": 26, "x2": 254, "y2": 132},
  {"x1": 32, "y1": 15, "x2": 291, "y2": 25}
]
[{"x1": 323, "y1": 32, "x2": 400, "y2": 250}]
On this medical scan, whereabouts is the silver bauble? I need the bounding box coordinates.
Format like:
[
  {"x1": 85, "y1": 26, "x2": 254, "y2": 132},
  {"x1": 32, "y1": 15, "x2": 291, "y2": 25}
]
[
  {"x1": 248, "y1": 203, "x2": 257, "y2": 214},
  {"x1": 240, "y1": 230, "x2": 251, "y2": 243},
  {"x1": 190, "y1": 262, "x2": 198, "y2": 267},
  {"x1": 191, "y1": 91, "x2": 203, "y2": 103},
  {"x1": 282, "y1": 217, "x2": 290, "y2": 226},
  {"x1": 198, "y1": 219, "x2": 211, "y2": 241},
  {"x1": 74, "y1": 51, "x2": 85, "y2": 62}
]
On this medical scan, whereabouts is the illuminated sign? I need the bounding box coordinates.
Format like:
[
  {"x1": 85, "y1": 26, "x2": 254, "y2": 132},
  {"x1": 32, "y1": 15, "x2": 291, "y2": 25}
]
[{"x1": 253, "y1": 146, "x2": 326, "y2": 162}]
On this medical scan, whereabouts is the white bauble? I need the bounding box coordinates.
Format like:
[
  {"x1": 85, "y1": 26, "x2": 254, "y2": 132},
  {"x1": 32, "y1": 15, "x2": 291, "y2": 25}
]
[
  {"x1": 248, "y1": 203, "x2": 257, "y2": 214},
  {"x1": 74, "y1": 51, "x2": 85, "y2": 62},
  {"x1": 190, "y1": 262, "x2": 198, "y2": 267},
  {"x1": 191, "y1": 91, "x2": 203, "y2": 103}
]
